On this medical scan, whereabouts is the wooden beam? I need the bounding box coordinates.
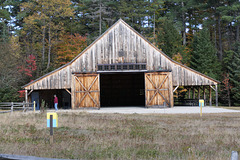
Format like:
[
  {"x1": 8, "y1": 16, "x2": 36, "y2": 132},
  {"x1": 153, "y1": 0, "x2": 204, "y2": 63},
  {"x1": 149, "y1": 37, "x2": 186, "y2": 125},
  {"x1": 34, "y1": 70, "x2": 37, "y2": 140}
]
[
  {"x1": 203, "y1": 86, "x2": 206, "y2": 106},
  {"x1": 173, "y1": 85, "x2": 179, "y2": 93},
  {"x1": 28, "y1": 89, "x2": 33, "y2": 96},
  {"x1": 209, "y1": 86, "x2": 212, "y2": 106},
  {"x1": 65, "y1": 89, "x2": 71, "y2": 95},
  {"x1": 215, "y1": 84, "x2": 218, "y2": 107},
  {"x1": 210, "y1": 85, "x2": 216, "y2": 91},
  {"x1": 188, "y1": 87, "x2": 191, "y2": 99},
  {"x1": 25, "y1": 90, "x2": 28, "y2": 103},
  {"x1": 198, "y1": 86, "x2": 200, "y2": 99},
  {"x1": 193, "y1": 87, "x2": 195, "y2": 99}
]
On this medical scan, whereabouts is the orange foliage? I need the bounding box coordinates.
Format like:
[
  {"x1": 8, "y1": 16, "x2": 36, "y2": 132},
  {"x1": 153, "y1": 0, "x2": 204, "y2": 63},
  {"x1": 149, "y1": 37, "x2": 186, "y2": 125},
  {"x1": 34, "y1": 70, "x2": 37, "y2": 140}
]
[
  {"x1": 172, "y1": 53, "x2": 183, "y2": 63},
  {"x1": 222, "y1": 73, "x2": 232, "y2": 91},
  {"x1": 56, "y1": 33, "x2": 87, "y2": 66}
]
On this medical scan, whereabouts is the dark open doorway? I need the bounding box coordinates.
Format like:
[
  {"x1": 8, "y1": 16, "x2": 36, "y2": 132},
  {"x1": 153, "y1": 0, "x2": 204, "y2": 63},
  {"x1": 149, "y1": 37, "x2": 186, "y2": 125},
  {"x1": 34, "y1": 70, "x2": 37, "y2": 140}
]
[
  {"x1": 100, "y1": 72, "x2": 145, "y2": 107},
  {"x1": 37, "y1": 89, "x2": 71, "y2": 109}
]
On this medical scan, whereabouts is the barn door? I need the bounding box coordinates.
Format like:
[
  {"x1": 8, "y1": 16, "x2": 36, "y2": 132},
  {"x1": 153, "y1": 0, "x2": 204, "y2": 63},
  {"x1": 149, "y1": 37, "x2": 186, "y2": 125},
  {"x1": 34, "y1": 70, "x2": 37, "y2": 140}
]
[
  {"x1": 72, "y1": 74, "x2": 100, "y2": 109},
  {"x1": 145, "y1": 72, "x2": 173, "y2": 107}
]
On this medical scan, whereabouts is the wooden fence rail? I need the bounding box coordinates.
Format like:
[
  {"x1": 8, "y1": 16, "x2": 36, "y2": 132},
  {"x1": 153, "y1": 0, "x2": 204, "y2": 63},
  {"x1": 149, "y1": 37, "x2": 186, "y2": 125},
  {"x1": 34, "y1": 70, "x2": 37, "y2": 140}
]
[{"x1": 0, "y1": 102, "x2": 34, "y2": 113}]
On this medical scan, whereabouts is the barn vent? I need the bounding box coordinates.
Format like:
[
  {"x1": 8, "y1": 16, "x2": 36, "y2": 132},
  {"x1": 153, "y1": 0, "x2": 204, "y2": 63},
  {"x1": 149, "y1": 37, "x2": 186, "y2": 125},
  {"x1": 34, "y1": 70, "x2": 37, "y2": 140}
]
[{"x1": 97, "y1": 63, "x2": 146, "y2": 71}]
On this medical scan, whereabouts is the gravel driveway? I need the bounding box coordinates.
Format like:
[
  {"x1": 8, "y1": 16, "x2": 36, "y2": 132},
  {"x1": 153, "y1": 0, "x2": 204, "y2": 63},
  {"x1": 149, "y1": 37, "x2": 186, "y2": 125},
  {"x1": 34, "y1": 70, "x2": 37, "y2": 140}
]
[
  {"x1": 85, "y1": 106, "x2": 240, "y2": 114},
  {"x1": 55, "y1": 106, "x2": 240, "y2": 114}
]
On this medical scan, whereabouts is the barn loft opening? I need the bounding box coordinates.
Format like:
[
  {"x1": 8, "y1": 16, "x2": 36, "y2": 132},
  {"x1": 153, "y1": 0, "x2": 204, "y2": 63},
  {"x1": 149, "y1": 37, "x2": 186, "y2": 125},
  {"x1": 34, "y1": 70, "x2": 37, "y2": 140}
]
[{"x1": 100, "y1": 73, "x2": 145, "y2": 107}]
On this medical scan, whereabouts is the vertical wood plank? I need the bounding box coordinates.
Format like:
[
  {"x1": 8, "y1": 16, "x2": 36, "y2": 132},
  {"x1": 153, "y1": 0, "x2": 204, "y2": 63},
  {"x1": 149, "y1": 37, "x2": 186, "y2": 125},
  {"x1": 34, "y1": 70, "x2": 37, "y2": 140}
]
[
  {"x1": 198, "y1": 87, "x2": 200, "y2": 99},
  {"x1": 193, "y1": 87, "x2": 195, "y2": 99},
  {"x1": 188, "y1": 87, "x2": 191, "y2": 99},
  {"x1": 71, "y1": 74, "x2": 75, "y2": 109}
]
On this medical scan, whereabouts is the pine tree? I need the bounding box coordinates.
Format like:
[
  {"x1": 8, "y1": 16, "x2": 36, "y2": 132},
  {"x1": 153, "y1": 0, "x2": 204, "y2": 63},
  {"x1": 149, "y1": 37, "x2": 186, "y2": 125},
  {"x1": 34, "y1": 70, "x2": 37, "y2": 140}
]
[
  {"x1": 190, "y1": 28, "x2": 221, "y2": 80},
  {"x1": 227, "y1": 44, "x2": 240, "y2": 105},
  {"x1": 75, "y1": 0, "x2": 116, "y2": 43},
  {"x1": 156, "y1": 20, "x2": 186, "y2": 62},
  {"x1": 0, "y1": 0, "x2": 11, "y2": 41}
]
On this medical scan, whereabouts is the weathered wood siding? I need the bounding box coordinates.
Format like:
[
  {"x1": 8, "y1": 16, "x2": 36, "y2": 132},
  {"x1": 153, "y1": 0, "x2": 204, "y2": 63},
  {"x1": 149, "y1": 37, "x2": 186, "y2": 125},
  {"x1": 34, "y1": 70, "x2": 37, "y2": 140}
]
[{"x1": 24, "y1": 19, "x2": 218, "y2": 90}]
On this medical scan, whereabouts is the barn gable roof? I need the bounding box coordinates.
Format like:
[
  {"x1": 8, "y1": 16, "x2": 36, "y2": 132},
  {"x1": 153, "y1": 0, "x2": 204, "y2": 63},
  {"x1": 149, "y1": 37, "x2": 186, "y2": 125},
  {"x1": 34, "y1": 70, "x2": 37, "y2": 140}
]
[{"x1": 23, "y1": 19, "x2": 219, "y2": 90}]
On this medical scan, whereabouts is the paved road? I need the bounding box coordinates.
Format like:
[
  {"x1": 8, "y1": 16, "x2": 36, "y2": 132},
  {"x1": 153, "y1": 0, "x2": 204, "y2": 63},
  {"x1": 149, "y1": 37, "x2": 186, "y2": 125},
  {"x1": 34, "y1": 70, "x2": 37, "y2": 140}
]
[{"x1": 0, "y1": 154, "x2": 69, "y2": 160}]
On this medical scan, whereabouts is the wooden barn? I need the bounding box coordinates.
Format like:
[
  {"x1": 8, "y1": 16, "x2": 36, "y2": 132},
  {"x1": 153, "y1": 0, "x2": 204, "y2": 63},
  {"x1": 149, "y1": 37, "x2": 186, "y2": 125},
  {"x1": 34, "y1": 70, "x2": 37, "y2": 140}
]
[{"x1": 23, "y1": 19, "x2": 220, "y2": 109}]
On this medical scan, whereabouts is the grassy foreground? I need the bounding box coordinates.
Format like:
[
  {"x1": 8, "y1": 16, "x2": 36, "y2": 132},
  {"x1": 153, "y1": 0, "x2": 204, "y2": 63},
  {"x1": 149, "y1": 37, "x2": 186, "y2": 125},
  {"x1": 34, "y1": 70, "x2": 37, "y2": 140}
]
[{"x1": 0, "y1": 112, "x2": 240, "y2": 159}]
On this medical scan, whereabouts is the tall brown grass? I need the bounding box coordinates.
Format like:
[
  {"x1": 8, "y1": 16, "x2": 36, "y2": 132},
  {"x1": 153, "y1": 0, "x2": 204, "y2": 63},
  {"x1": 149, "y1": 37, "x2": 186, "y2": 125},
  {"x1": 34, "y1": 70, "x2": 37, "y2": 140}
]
[{"x1": 0, "y1": 112, "x2": 240, "y2": 159}]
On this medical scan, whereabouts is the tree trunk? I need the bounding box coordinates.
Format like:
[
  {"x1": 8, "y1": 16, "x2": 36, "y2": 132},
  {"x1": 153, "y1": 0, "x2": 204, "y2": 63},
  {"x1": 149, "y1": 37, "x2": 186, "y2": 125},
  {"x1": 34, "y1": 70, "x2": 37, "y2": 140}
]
[
  {"x1": 47, "y1": 23, "x2": 51, "y2": 70},
  {"x1": 42, "y1": 19, "x2": 46, "y2": 68},
  {"x1": 227, "y1": 83, "x2": 231, "y2": 107},
  {"x1": 217, "y1": 15, "x2": 223, "y2": 61},
  {"x1": 228, "y1": 23, "x2": 232, "y2": 50},
  {"x1": 99, "y1": 0, "x2": 102, "y2": 36},
  {"x1": 153, "y1": 12, "x2": 155, "y2": 44},
  {"x1": 236, "y1": 24, "x2": 239, "y2": 42},
  {"x1": 227, "y1": 73, "x2": 231, "y2": 107},
  {"x1": 182, "y1": 2, "x2": 186, "y2": 46},
  {"x1": 214, "y1": 25, "x2": 217, "y2": 49}
]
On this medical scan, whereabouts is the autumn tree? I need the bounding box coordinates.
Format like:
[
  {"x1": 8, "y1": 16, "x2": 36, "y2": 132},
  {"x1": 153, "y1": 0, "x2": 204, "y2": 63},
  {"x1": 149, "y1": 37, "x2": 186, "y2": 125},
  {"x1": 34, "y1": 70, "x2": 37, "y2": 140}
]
[
  {"x1": 19, "y1": 0, "x2": 74, "y2": 74},
  {"x1": 55, "y1": 33, "x2": 87, "y2": 67}
]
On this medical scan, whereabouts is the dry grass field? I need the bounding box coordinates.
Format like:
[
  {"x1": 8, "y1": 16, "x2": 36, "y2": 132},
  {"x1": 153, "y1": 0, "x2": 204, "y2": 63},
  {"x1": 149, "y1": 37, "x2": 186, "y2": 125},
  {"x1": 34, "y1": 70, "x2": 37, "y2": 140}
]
[
  {"x1": 0, "y1": 112, "x2": 240, "y2": 159},
  {"x1": 220, "y1": 106, "x2": 240, "y2": 110}
]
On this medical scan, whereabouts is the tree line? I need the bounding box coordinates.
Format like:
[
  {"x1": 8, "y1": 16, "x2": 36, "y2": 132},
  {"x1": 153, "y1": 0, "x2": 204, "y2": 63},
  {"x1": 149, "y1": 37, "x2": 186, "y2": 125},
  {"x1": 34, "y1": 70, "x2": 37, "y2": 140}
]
[{"x1": 0, "y1": 0, "x2": 239, "y2": 106}]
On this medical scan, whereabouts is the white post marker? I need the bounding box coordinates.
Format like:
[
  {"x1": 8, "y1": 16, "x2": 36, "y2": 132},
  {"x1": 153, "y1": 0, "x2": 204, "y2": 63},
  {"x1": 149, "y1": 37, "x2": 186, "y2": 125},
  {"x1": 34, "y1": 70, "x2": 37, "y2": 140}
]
[
  {"x1": 33, "y1": 101, "x2": 36, "y2": 113},
  {"x1": 47, "y1": 113, "x2": 58, "y2": 144},
  {"x1": 199, "y1": 99, "x2": 204, "y2": 117}
]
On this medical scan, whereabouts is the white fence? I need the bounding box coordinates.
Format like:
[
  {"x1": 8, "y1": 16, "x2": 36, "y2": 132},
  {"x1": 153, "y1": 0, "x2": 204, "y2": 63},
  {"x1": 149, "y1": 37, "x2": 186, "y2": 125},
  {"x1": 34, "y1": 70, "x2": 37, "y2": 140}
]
[{"x1": 0, "y1": 102, "x2": 35, "y2": 113}]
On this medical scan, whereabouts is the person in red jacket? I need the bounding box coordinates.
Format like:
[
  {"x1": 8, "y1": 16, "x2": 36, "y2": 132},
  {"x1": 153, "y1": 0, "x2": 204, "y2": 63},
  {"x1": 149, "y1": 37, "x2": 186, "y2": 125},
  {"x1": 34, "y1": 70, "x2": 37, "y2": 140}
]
[{"x1": 54, "y1": 95, "x2": 58, "y2": 111}]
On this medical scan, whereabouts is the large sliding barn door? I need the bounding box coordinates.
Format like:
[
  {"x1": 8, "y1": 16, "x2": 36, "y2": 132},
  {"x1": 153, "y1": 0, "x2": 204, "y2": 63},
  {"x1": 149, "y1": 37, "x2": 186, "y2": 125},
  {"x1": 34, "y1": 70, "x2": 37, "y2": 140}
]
[
  {"x1": 72, "y1": 74, "x2": 100, "y2": 109},
  {"x1": 145, "y1": 72, "x2": 173, "y2": 107}
]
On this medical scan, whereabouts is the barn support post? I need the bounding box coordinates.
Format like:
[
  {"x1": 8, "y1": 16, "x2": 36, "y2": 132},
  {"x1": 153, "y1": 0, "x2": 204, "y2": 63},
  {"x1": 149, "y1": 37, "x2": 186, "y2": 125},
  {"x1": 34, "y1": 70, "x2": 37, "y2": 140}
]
[
  {"x1": 203, "y1": 86, "x2": 206, "y2": 106},
  {"x1": 209, "y1": 86, "x2": 212, "y2": 106},
  {"x1": 193, "y1": 87, "x2": 195, "y2": 99},
  {"x1": 215, "y1": 84, "x2": 218, "y2": 107},
  {"x1": 198, "y1": 87, "x2": 200, "y2": 99},
  {"x1": 25, "y1": 90, "x2": 28, "y2": 103},
  {"x1": 188, "y1": 87, "x2": 191, "y2": 99}
]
